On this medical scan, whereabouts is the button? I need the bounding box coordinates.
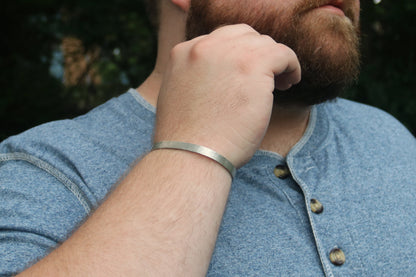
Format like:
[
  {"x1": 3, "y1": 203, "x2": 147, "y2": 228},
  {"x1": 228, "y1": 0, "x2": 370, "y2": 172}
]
[
  {"x1": 310, "y1": 198, "x2": 324, "y2": 214},
  {"x1": 274, "y1": 165, "x2": 290, "y2": 179},
  {"x1": 329, "y1": 248, "x2": 346, "y2": 266}
]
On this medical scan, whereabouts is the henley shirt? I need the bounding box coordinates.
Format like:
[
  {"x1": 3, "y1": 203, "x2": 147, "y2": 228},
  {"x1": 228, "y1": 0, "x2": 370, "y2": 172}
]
[{"x1": 1, "y1": 89, "x2": 415, "y2": 276}]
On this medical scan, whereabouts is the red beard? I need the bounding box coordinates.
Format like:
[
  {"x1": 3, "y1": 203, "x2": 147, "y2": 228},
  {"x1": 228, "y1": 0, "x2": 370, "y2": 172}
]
[{"x1": 186, "y1": 0, "x2": 361, "y2": 106}]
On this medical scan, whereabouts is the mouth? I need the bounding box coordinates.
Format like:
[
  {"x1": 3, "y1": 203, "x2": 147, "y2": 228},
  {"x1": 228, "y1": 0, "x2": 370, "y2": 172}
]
[
  {"x1": 327, "y1": 0, "x2": 345, "y2": 10},
  {"x1": 297, "y1": 0, "x2": 357, "y2": 24},
  {"x1": 314, "y1": 0, "x2": 346, "y2": 17}
]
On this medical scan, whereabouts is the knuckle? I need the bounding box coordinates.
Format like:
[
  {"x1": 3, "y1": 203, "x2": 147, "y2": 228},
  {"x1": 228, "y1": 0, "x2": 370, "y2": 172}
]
[
  {"x1": 170, "y1": 43, "x2": 186, "y2": 60},
  {"x1": 236, "y1": 23, "x2": 256, "y2": 32},
  {"x1": 276, "y1": 43, "x2": 296, "y2": 57},
  {"x1": 189, "y1": 38, "x2": 213, "y2": 61},
  {"x1": 260, "y1": 34, "x2": 276, "y2": 44},
  {"x1": 287, "y1": 47, "x2": 298, "y2": 58}
]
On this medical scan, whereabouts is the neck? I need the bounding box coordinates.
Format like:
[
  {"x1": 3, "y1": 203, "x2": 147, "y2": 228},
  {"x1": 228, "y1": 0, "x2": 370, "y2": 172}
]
[
  {"x1": 260, "y1": 104, "x2": 311, "y2": 157},
  {"x1": 137, "y1": 0, "x2": 186, "y2": 107},
  {"x1": 137, "y1": 69, "x2": 163, "y2": 107},
  {"x1": 139, "y1": 70, "x2": 312, "y2": 158},
  {"x1": 137, "y1": 1, "x2": 310, "y2": 158}
]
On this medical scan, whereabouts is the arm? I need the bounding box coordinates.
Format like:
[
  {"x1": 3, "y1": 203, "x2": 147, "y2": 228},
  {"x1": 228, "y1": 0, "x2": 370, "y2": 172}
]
[
  {"x1": 21, "y1": 150, "x2": 231, "y2": 276},
  {"x1": 19, "y1": 24, "x2": 301, "y2": 276}
]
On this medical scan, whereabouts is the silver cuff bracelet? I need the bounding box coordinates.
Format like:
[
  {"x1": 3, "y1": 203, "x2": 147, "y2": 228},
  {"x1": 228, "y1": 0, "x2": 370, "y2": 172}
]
[{"x1": 152, "y1": 141, "x2": 236, "y2": 179}]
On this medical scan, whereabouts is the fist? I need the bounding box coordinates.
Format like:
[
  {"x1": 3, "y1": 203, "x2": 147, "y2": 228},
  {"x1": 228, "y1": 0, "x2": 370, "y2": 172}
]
[{"x1": 154, "y1": 24, "x2": 301, "y2": 168}]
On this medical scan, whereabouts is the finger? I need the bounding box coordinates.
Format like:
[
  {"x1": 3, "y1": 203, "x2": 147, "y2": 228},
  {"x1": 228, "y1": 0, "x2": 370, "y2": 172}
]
[
  {"x1": 263, "y1": 42, "x2": 301, "y2": 91},
  {"x1": 274, "y1": 72, "x2": 299, "y2": 91},
  {"x1": 231, "y1": 34, "x2": 301, "y2": 86},
  {"x1": 212, "y1": 32, "x2": 301, "y2": 91}
]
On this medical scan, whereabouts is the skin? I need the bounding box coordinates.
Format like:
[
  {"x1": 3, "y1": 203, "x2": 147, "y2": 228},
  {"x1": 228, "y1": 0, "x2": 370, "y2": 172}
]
[
  {"x1": 18, "y1": 0, "x2": 360, "y2": 275},
  {"x1": 143, "y1": 0, "x2": 360, "y2": 155}
]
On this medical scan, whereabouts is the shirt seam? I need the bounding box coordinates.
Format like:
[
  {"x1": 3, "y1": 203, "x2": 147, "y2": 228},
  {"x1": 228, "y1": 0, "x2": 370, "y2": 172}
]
[
  {"x1": 263, "y1": 167, "x2": 307, "y2": 225},
  {"x1": 128, "y1": 88, "x2": 156, "y2": 114},
  {"x1": 287, "y1": 105, "x2": 318, "y2": 158},
  {"x1": 289, "y1": 171, "x2": 334, "y2": 277},
  {"x1": 0, "y1": 152, "x2": 92, "y2": 214}
]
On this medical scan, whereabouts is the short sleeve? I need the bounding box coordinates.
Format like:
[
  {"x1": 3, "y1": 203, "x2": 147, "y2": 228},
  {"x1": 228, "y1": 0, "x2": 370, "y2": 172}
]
[{"x1": 0, "y1": 154, "x2": 90, "y2": 275}]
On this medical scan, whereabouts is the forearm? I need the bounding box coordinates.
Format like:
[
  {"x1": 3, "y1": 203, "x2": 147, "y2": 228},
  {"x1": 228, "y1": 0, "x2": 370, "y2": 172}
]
[
  {"x1": 19, "y1": 24, "x2": 302, "y2": 276},
  {"x1": 19, "y1": 149, "x2": 232, "y2": 276}
]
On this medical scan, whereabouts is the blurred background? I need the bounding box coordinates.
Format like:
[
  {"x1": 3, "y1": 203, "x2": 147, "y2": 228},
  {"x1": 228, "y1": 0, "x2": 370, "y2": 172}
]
[{"x1": 1, "y1": 0, "x2": 415, "y2": 141}]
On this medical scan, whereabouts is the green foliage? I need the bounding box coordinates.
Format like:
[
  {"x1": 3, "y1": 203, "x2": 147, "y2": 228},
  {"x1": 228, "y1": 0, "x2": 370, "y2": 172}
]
[
  {"x1": 1, "y1": 0, "x2": 156, "y2": 140},
  {"x1": 345, "y1": 0, "x2": 416, "y2": 135},
  {"x1": 1, "y1": 0, "x2": 415, "y2": 140}
]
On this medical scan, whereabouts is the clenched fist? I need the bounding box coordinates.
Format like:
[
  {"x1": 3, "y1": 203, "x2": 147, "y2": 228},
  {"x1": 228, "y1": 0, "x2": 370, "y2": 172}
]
[{"x1": 154, "y1": 24, "x2": 301, "y2": 168}]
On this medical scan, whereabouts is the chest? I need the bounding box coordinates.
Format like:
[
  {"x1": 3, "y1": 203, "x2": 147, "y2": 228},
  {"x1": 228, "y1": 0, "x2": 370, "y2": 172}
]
[{"x1": 207, "y1": 158, "x2": 416, "y2": 276}]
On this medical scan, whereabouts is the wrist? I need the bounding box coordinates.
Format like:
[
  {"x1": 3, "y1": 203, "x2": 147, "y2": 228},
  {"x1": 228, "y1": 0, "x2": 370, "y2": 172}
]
[
  {"x1": 145, "y1": 146, "x2": 233, "y2": 183},
  {"x1": 152, "y1": 141, "x2": 236, "y2": 179}
]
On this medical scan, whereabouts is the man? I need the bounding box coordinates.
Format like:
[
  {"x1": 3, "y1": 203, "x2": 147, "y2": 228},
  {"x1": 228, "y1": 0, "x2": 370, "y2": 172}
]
[{"x1": 1, "y1": 0, "x2": 415, "y2": 275}]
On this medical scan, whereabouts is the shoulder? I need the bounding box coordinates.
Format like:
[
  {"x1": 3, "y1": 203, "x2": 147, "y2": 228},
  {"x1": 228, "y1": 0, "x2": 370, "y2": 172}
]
[
  {"x1": 323, "y1": 98, "x2": 402, "y2": 125},
  {"x1": 0, "y1": 90, "x2": 155, "y2": 274},
  {"x1": 0, "y1": 90, "x2": 155, "y2": 206},
  {"x1": 321, "y1": 98, "x2": 415, "y2": 145},
  {"x1": 0, "y1": 154, "x2": 90, "y2": 274}
]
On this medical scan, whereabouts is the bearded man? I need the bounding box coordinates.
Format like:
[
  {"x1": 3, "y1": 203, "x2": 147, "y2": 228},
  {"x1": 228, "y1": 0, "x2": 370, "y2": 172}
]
[{"x1": 1, "y1": 0, "x2": 415, "y2": 276}]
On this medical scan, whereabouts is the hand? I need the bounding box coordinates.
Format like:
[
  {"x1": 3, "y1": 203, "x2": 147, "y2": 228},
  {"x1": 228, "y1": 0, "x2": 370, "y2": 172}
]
[{"x1": 154, "y1": 24, "x2": 301, "y2": 168}]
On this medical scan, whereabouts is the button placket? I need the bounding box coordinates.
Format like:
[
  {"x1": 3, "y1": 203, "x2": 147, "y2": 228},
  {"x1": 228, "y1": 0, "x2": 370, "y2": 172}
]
[
  {"x1": 329, "y1": 247, "x2": 346, "y2": 266},
  {"x1": 309, "y1": 197, "x2": 347, "y2": 269},
  {"x1": 310, "y1": 198, "x2": 324, "y2": 214},
  {"x1": 288, "y1": 157, "x2": 350, "y2": 275},
  {"x1": 274, "y1": 164, "x2": 291, "y2": 179}
]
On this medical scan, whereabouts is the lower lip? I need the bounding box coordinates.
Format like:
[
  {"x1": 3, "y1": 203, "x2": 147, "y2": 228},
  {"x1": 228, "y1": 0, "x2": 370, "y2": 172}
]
[{"x1": 317, "y1": 5, "x2": 345, "y2": 16}]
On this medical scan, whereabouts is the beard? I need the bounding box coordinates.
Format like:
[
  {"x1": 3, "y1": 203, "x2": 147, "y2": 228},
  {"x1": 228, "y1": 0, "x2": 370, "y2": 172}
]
[{"x1": 186, "y1": 0, "x2": 361, "y2": 106}]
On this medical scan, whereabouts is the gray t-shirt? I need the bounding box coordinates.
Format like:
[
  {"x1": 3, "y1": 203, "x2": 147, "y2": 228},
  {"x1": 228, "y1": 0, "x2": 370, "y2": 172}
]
[{"x1": 1, "y1": 89, "x2": 416, "y2": 276}]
